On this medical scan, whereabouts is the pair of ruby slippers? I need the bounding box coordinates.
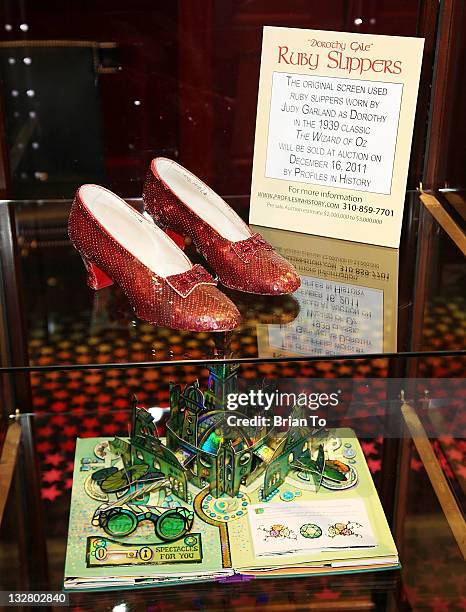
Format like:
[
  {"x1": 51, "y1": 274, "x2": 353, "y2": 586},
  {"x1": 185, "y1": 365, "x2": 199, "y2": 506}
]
[{"x1": 68, "y1": 158, "x2": 301, "y2": 332}]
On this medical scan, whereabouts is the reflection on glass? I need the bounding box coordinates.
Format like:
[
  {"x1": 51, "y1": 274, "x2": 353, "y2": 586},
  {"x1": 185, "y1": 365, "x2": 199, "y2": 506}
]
[
  {"x1": 252, "y1": 226, "x2": 398, "y2": 358},
  {"x1": 14, "y1": 202, "x2": 399, "y2": 367}
]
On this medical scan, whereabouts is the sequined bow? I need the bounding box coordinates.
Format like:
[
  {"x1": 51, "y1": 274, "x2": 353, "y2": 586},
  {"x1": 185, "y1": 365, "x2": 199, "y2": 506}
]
[
  {"x1": 231, "y1": 233, "x2": 273, "y2": 263},
  {"x1": 166, "y1": 264, "x2": 217, "y2": 298}
]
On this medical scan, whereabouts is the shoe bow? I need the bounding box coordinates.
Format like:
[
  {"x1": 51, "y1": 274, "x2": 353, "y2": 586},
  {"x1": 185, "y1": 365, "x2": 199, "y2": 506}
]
[
  {"x1": 166, "y1": 264, "x2": 217, "y2": 298},
  {"x1": 231, "y1": 233, "x2": 273, "y2": 263}
]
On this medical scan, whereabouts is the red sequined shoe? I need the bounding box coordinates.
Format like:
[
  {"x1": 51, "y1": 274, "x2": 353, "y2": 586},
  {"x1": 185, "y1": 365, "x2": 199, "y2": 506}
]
[
  {"x1": 68, "y1": 185, "x2": 241, "y2": 332},
  {"x1": 142, "y1": 158, "x2": 301, "y2": 295}
]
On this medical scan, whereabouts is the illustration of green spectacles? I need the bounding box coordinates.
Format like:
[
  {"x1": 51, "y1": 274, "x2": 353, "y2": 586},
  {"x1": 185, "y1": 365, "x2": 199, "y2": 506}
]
[{"x1": 94, "y1": 504, "x2": 194, "y2": 541}]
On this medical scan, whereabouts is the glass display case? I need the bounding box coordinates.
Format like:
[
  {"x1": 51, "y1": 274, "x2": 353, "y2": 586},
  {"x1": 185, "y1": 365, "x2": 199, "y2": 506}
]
[{"x1": 0, "y1": 1, "x2": 464, "y2": 610}]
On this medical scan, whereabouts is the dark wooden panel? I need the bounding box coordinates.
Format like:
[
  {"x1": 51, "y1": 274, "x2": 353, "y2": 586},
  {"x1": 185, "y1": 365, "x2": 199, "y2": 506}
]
[{"x1": 423, "y1": 0, "x2": 466, "y2": 190}]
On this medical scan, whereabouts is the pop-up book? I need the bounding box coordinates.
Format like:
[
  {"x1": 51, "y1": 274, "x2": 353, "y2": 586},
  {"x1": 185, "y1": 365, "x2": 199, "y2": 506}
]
[{"x1": 64, "y1": 365, "x2": 399, "y2": 590}]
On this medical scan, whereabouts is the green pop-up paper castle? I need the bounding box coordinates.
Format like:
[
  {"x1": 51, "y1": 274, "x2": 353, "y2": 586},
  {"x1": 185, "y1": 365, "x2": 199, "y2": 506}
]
[
  {"x1": 65, "y1": 364, "x2": 397, "y2": 593},
  {"x1": 111, "y1": 365, "x2": 337, "y2": 505}
]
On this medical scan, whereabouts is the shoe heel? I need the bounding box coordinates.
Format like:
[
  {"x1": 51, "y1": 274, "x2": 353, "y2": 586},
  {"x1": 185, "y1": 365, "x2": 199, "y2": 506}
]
[
  {"x1": 162, "y1": 227, "x2": 187, "y2": 250},
  {"x1": 80, "y1": 256, "x2": 113, "y2": 290},
  {"x1": 142, "y1": 210, "x2": 187, "y2": 250}
]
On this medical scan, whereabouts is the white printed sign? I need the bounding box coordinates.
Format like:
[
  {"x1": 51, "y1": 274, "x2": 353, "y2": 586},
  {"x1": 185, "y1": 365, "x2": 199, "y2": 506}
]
[
  {"x1": 250, "y1": 27, "x2": 424, "y2": 247},
  {"x1": 265, "y1": 73, "x2": 403, "y2": 195}
]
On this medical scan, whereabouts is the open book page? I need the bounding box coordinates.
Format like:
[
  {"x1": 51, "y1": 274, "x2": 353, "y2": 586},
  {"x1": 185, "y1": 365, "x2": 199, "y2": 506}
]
[
  {"x1": 64, "y1": 438, "x2": 226, "y2": 587},
  {"x1": 228, "y1": 432, "x2": 397, "y2": 571}
]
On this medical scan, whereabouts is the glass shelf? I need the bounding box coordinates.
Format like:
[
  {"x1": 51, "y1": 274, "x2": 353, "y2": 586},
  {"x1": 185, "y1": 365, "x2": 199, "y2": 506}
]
[{"x1": 0, "y1": 191, "x2": 464, "y2": 372}]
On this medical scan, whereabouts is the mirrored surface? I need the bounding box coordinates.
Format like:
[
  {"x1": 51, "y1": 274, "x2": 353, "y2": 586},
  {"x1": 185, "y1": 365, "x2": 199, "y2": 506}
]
[
  {"x1": 253, "y1": 225, "x2": 398, "y2": 358},
  {"x1": 0, "y1": 193, "x2": 461, "y2": 370}
]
